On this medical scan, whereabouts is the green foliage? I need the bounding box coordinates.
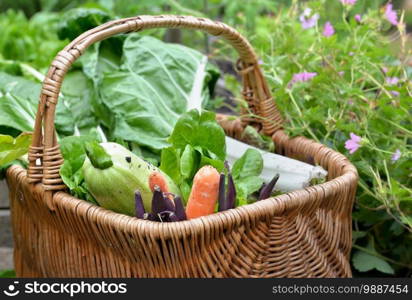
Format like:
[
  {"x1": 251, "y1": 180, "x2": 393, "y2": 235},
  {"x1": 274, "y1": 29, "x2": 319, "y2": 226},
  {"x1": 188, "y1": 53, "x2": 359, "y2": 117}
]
[
  {"x1": 247, "y1": 0, "x2": 412, "y2": 276},
  {"x1": 0, "y1": 269, "x2": 15, "y2": 278},
  {"x1": 232, "y1": 149, "x2": 264, "y2": 204}
]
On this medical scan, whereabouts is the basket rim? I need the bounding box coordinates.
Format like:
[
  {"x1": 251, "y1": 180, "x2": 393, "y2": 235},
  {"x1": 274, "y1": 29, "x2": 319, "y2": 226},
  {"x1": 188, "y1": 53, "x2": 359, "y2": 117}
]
[{"x1": 8, "y1": 133, "x2": 358, "y2": 240}]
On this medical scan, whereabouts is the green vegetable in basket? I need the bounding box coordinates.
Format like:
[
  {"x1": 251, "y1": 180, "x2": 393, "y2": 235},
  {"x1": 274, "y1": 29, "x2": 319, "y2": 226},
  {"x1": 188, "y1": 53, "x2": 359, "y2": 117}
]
[{"x1": 83, "y1": 142, "x2": 181, "y2": 216}]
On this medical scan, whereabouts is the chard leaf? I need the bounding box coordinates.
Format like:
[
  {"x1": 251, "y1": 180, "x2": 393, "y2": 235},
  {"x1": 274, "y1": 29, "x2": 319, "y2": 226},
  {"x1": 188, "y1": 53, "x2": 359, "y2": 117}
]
[
  {"x1": 0, "y1": 72, "x2": 75, "y2": 136},
  {"x1": 232, "y1": 148, "x2": 263, "y2": 180},
  {"x1": 352, "y1": 251, "x2": 394, "y2": 274},
  {"x1": 0, "y1": 132, "x2": 32, "y2": 166},
  {"x1": 97, "y1": 34, "x2": 218, "y2": 150}
]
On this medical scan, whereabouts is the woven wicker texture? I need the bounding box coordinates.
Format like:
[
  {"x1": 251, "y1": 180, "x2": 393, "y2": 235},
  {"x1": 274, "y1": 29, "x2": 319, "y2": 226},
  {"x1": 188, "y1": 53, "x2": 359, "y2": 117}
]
[{"x1": 7, "y1": 15, "x2": 358, "y2": 278}]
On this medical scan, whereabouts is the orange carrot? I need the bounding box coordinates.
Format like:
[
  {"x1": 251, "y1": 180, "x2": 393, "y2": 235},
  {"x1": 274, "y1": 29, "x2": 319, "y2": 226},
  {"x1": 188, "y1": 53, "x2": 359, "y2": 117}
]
[
  {"x1": 149, "y1": 172, "x2": 169, "y2": 192},
  {"x1": 186, "y1": 165, "x2": 220, "y2": 219}
]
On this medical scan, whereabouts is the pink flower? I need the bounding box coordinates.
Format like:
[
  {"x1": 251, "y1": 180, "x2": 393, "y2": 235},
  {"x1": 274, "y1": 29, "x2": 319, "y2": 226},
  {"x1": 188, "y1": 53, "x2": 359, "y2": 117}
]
[
  {"x1": 323, "y1": 22, "x2": 335, "y2": 37},
  {"x1": 385, "y1": 3, "x2": 398, "y2": 25},
  {"x1": 345, "y1": 133, "x2": 362, "y2": 154},
  {"x1": 341, "y1": 0, "x2": 357, "y2": 5},
  {"x1": 288, "y1": 72, "x2": 317, "y2": 88},
  {"x1": 354, "y1": 14, "x2": 362, "y2": 22},
  {"x1": 391, "y1": 149, "x2": 401, "y2": 162},
  {"x1": 386, "y1": 76, "x2": 399, "y2": 85},
  {"x1": 391, "y1": 90, "x2": 400, "y2": 97},
  {"x1": 382, "y1": 66, "x2": 388, "y2": 73},
  {"x1": 338, "y1": 71, "x2": 345, "y2": 76},
  {"x1": 300, "y1": 8, "x2": 319, "y2": 29}
]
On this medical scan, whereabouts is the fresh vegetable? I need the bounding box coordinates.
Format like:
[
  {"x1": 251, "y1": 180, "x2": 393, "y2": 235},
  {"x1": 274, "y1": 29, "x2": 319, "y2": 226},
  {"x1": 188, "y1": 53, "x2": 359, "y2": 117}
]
[
  {"x1": 151, "y1": 185, "x2": 175, "y2": 215},
  {"x1": 225, "y1": 163, "x2": 237, "y2": 209},
  {"x1": 149, "y1": 172, "x2": 171, "y2": 193},
  {"x1": 185, "y1": 165, "x2": 220, "y2": 219},
  {"x1": 57, "y1": 8, "x2": 110, "y2": 41},
  {"x1": 160, "y1": 109, "x2": 227, "y2": 201},
  {"x1": 134, "y1": 190, "x2": 145, "y2": 219},
  {"x1": 83, "y1": 142, "x2": 180, "y2": 216},
  {"x1": 230, "y1": 148, "x2": 264, "y2": 205},
  {"x1": 95, "y1": 35, "x2": 219, "y2": 150},
  {"x1": 217, "y1": 173, "x2": 226, "y2": 211},
  {"x1": 158, "y1": 211, "x2": 179, "y2": 222},
  {"x1": 173, "y1": 196, "x2": 186, "y2": 221},
  {"x1": 218, "y1": 162, "x2": 237, "y2": 211}
]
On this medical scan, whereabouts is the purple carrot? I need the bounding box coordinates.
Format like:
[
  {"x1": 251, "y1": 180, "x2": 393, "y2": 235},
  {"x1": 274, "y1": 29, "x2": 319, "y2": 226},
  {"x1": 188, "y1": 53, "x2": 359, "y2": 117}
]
[
  {"x1": 151, "y1": 185, "x2": 174, "y2": 215},
  {"x1": 218, "y1": 173, "x2": 227, "y2": 211},
  {"x1": 258, "y1": 173, "x2": 280, "y2": 200},
  {"x1": 144, "y1": 212, "x2": 157, "y2": 221},
  {"x1": 173, "y1": 196, "x2": 187, "y2": 220},
  {"x1": 158, "y1": 211, "x2": 179, "y2": 222},
  {"x1": 135, "y1": 190, "x2": 145, "y2": 219},
  {"x1": 225, "y1": 172, "x2": 236, "y2": 209}
]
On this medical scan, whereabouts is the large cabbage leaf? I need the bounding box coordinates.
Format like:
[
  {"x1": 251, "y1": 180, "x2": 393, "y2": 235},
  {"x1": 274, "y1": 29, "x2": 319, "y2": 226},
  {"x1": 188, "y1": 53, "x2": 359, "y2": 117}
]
[{"x1": 95, "y1": 34, "x2": 218, "y2": 150}]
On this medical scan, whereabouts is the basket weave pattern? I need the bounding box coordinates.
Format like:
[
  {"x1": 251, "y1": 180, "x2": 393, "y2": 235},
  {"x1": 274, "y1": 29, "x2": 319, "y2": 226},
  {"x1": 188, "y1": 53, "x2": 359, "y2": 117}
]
[{"x1": 6, "y1": 15, "x2": 358, "y2": 278}]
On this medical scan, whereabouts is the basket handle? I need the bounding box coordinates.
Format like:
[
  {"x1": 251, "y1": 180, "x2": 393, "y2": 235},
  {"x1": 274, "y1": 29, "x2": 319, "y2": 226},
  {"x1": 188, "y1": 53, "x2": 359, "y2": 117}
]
[{"x1": 28, "y1": 15, "x2": 284, "y2": 192}]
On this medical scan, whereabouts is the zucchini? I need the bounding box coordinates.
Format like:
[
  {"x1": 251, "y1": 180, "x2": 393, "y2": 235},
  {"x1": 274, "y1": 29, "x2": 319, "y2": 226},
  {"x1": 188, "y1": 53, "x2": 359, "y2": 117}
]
[{"x1": 83, "y1": 142, "x2": 180, "y2": 216}]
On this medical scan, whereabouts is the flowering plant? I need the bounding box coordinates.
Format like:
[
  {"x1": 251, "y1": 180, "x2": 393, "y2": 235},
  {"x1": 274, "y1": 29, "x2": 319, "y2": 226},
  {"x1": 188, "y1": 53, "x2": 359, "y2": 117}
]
[{"x1": 242, "y1": 0, "x2": 411, "y2": 276}]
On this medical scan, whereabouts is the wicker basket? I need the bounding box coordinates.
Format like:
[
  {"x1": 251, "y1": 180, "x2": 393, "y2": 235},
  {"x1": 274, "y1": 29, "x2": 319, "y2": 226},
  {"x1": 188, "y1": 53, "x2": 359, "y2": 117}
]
[{"x1": 6, "y1": 15, "x2": 358, "y2": 278}]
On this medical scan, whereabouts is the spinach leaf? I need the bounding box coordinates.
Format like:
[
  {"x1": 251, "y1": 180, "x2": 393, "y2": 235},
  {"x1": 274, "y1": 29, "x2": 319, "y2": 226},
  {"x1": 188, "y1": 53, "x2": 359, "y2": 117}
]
[
  {"x1": 59, "y1": 135, "x2": 98, "y2": 203},
  {"x1": 231, "y1": 149, "x2": 264, "y2": 205},
  {"x1": 232, "y1": 148, "x2": 263, "y2": 179}
]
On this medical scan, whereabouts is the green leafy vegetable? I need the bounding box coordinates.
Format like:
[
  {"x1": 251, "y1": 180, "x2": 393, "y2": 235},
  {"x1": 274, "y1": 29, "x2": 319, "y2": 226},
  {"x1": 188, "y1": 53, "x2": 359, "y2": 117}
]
[
  {"x1": 160, "y1": 109, "x2": 226, "y2": 201},
  {"x1": 84, "y1": 141, "x2": 113, "y2": 169},
  {"x1": 59, "y1": 136, "x2": 99, "y2": 203},
  {"x1": 0, "y1": 132, "x2": 32, "y2": 166},
  {"x1": 57, "y1": 8, "x2": 110, "y2": 41},
  {"x1": 231, "y1": 149, "x2": 264, "y2": 205}
]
